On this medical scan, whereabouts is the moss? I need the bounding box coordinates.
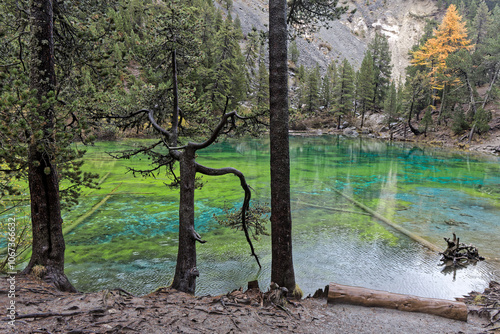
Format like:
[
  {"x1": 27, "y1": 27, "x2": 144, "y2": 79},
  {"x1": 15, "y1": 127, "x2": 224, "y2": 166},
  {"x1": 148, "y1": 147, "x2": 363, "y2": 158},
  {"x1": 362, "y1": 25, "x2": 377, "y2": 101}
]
[
  {"x1": 292, "y1": 284, "x2": 304, "y2": 300},
  {"x1": 473, "y1": 294, "x2": 486, "y2": 305},
  {"x1": 31, "y1": 265, "x2": 47, "y2": 280}
]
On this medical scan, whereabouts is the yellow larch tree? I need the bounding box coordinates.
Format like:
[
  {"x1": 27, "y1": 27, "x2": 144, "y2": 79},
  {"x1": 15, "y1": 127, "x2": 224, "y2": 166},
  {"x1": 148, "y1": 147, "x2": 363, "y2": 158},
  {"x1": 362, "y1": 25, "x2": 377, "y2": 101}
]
[{"x1": 411, "y1": 4, "x2": 473, "y2": 93}]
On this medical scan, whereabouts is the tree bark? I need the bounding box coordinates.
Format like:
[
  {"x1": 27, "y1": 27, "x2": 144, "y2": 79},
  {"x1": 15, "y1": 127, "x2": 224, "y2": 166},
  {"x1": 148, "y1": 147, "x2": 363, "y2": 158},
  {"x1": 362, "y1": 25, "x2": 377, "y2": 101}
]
[
  {"x1": 22, "y1": 0, "x2": 75, "y2": 292},
  {"x1": 171, "y1": 147, "x2": 199, "y2": 294},
  {"x1": 269, "y1": 0, "x2": 296, "y2": 292},
  {"x1": 407, "y1": 93, "x2": 422, "y2": 136},
  {"x1": 328, "y1": 283, "x2": 468, "y2": 321},
  {"x1": 482, "y1": 65, "x2": 499, "y2": 109},
  {"x1": 170, "y1": 48, "x2": 179, "y2": 146}
]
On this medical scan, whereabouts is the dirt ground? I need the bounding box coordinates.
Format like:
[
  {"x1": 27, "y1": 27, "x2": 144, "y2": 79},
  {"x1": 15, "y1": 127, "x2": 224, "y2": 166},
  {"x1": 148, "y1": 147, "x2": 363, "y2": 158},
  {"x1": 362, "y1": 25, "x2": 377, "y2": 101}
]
[{"x1": 1, "y1": 276, "x2": 499, "y2": 334}]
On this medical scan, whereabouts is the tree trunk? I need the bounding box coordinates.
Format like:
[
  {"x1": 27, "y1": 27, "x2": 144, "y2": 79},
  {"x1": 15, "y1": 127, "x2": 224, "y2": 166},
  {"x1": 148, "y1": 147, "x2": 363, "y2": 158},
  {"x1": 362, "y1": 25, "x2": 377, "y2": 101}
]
[
  {"x1": 269, "y1": 0, "x2": 296, "y2": 292},
  {"x1": 464, "y1": 72, "x2": 478, "y2": 144},
  {"x1": 170, "y1": 48, "x2": 179, "y2": 146},
  {"x1": 437, "y1": 83, "x2": 446, "y2": 125},
  {"x1": 360, "y1": 106, "x2": 365, "y2": 129},
  {"x1": 171, "y1": 147, "x2": 199, "y2": 294},
  {"x1": 482, "y1": 65, "x2": 499, "y2": 109},
  {"x1": 465, "y1": 73, "x2": 477, "y2": 117},
  {"x1": 328, "y1": 283, "x2": 468, "y2": 321},
  {"x1": 22, "y1": 0, "x2": 75, "y2": 292},
  {"x1": 407, "y1": 94, "x2": 422, "y2": 136}
]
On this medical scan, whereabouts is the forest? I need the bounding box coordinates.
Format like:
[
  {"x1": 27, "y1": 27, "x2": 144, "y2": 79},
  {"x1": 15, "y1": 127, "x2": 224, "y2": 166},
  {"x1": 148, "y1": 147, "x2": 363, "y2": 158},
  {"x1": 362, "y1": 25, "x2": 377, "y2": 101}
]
[
  {"x1": 0, "y1": 0, "x2": 499, "y2": 317},
  {"x1": 292, "y1": 0, "x2": 499, "y2": 142}
]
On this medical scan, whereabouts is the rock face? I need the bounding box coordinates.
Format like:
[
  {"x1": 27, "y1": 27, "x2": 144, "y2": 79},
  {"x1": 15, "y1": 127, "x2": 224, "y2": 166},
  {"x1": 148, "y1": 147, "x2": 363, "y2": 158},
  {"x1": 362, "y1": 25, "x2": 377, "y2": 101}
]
[
  {"x1": 230, "y1": 0, "x2": 439, "y2": 79},
  {"x1": 345, "y1": 0, "x2": 438, "y2": 80}
]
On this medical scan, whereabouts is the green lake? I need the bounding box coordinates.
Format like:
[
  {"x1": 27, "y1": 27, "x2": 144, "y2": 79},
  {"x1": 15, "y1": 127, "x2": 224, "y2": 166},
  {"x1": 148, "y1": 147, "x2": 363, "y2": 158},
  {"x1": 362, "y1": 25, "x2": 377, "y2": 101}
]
[{"x1": 13, "y1": 136, "x2": 500, "y2": 299}]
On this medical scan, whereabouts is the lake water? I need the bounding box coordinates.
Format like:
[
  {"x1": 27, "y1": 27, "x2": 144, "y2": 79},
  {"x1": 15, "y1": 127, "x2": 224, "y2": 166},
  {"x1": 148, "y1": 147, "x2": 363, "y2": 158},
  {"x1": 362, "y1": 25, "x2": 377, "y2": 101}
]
[{"x1": 31, "y1": 136, "x2": 500, "y2": 299}]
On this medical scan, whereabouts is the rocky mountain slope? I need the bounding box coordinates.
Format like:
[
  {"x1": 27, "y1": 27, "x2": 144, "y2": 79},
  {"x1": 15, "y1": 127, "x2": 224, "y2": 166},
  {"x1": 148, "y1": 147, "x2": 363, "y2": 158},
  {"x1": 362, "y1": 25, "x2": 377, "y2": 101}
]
[{"x1": 231, "y1": 0, "x2": 439, "y2": 79}]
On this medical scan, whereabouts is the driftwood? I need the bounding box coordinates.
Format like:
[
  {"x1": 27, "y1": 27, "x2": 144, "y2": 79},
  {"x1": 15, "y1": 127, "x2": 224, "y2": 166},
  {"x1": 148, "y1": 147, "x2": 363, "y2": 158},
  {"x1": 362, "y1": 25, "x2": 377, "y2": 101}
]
[
  {"x1": 464, "y1": 281, "x2": 500, "y2": 329},
  {"x1": 328, "y1": 283, "x2": 468, "y2": 321},
  {"x1": 439, "y1": 233, "x2": 484, "y2": 267}
]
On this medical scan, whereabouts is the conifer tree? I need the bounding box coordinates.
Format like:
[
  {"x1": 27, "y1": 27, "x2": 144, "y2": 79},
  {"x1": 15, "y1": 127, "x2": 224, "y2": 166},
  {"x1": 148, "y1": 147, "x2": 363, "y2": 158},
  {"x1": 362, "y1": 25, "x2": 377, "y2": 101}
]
[
  {"x1": 383, "y1": 81, "x2": 401, "y2": 138},
  {"x1": 421, "y1": 109, "x2": 433, "y2": 137},
  {"x1": 202, "y1": 15, "x2": 247, "y2": 113},
  {"x1": 357, "y1": 51, "x2": 375, "y2": 128},
  {"x1": 368, "y1": 32, "x2": 392, "y2": 110},
  {"x1": 480, "y1": 5, "x2": 500, "y2": 107},
  {"x1": 334, "y1": 58, "x2": 355, "y2": 128},
  {"x1": 0, "y1": 0, "x2": 118, "y2": 290},
  {"x1": 244, "y1": 28, "x2": 261, "y2": 77},
  {"x1": 411, "y1": 5, "x2": 473, "y2": 101},
  {"x1": 254, "y1": 46, "x2": 270, "y2": 113},
  {"x1": 303, "y1": 65, "x2": 321, "y2": 114},
  {"x1": 101, "y1": 0, "x2": 265, "y2": 294},
  {"x1": 471, "y1": 1, "x2": 492, "y2": 47},
  {"x1": 321, "y1": 61, "x2": 338, "y2": 113},
  {"x1": 290, "y1": 39, "x2": 300, "y2": 64}
]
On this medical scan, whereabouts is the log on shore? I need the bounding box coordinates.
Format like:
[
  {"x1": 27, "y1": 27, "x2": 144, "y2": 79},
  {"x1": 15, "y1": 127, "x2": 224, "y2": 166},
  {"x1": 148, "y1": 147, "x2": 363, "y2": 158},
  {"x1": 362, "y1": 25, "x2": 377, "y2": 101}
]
[{"x1": 328, "y1": 283, "x2": 468, "y2": 321}]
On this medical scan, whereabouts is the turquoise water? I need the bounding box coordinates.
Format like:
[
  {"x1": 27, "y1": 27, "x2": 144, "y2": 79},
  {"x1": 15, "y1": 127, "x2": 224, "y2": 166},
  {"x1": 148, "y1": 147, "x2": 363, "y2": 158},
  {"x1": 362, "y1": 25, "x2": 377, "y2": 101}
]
[{"x1": 10, "y1": 136, "x2": 500, "y2": 299}]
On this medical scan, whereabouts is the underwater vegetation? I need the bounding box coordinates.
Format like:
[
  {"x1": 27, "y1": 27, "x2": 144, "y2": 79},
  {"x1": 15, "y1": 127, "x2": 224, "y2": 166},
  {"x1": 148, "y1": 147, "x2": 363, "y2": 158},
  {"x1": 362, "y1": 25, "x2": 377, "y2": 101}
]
[{"x1": 3, "y1": 136, "x2": 499, "y2": 299}]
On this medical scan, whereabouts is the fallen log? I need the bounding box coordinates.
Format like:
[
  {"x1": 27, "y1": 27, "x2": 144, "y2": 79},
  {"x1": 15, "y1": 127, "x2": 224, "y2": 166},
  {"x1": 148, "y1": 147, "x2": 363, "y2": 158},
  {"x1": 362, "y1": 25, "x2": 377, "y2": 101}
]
[
  {"x1": 328, "y1": 188, "x2": 443, "y2": 253},
  {"x1": 328, "y1": 283, "x2": 468, "y2": 321}
]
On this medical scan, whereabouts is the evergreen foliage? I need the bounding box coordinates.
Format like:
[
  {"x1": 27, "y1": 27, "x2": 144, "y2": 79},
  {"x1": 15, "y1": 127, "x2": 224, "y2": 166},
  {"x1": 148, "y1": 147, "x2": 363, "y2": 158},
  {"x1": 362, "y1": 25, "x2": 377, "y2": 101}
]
[
  {"x1": 368, "y1": 33, "x2": 392, "y2": 110},
  {"x1": 289, "y1": 39, "x2": 300, "y2": 63},
  {"x1": 334, "y1": 59, "x2": 355, "y2": 128},
  {"x1": 287, "y1": 0, "x2": 351, "y2": 36},
  {"x1": 0, "y1": 0, "x2": 111, "y2": 208},
  {"x1": 357, "y1": 52, "x2": 375, "y2": 128}
]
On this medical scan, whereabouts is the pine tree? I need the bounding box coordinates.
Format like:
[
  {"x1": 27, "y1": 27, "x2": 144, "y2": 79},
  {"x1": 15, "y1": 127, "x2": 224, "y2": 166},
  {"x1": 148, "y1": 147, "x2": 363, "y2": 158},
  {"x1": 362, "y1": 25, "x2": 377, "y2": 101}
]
[
  {"x1": 480, "y1": 5, "x2": 500, "y2": 107},
  {"x1": 383, "y1": 81, "x2": 401, "y2": 138},
  {"x1": 254, "y1": 46, "x2": 269, "y2": 113},
  {"x1": 269, "y1": 0, "x2": 297, "y2": 295},
  {"x1": 320, "y1": 65, "x2": 335, "y2": 113},
  {"x1": 368, "y1": 32, "x2": 392, "y2": 110},
  {"x1": 357, "y1": 51, "x2": 375, "y2": 128},
  {"x1": 303, "y1": 65, "x2": 321, "y2": 114},
  {"x1": 471, "y1": 1, "x2": 492, "y2": 47},
  {"x1": 201, "y1": 15, "x2": 247, "y2": 113},
  {"x1": 421, "y1": 109, "x2": 433, "y2": 136},
  {"x1": 334, "y1": 59, "x2": 355, "y2": 128},
  {"x1": 0, "y1": 0, "x2": 119, "y2": 291},
  {"x1": 244, "y1": 27, "x2": 261, "y2": 76},
  {"x1": 289, "y1": 39, "x2": 300, "y2": 64}
]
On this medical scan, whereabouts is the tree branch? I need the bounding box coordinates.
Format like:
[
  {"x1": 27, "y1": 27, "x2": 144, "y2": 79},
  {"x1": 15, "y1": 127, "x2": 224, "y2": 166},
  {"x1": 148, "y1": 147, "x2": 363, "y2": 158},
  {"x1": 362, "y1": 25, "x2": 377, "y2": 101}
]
[
  {"x1": 147, "y1": 109, "x2": 173, "y2": 141},
  {"x1": 195, "y1": 162, "x2": 261, "y2": 268},
  {"x1": 190, "y1": 111, "x2": 246, "y2": 150}
]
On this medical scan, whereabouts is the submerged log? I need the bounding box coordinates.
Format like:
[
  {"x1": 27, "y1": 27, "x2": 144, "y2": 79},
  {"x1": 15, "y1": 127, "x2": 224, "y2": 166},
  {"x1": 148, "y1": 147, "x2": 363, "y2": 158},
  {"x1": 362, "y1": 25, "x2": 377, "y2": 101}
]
[{"x1": 328, "y1": 283, "x2": 468, "y2": 321}]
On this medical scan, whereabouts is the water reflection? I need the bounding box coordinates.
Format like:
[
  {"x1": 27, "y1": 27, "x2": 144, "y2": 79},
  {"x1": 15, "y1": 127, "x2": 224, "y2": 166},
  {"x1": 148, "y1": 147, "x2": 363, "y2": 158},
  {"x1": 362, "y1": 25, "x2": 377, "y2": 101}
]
[{"x1": 59, "y1": 136, "x2": 500, "y2": 299}]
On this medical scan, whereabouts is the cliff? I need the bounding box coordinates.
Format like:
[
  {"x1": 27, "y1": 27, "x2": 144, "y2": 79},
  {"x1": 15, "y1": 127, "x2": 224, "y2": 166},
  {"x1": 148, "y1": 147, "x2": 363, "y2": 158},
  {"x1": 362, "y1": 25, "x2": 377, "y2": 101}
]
[{"x1": 230, "y1": 0, "x2": 440, "y2": 79}]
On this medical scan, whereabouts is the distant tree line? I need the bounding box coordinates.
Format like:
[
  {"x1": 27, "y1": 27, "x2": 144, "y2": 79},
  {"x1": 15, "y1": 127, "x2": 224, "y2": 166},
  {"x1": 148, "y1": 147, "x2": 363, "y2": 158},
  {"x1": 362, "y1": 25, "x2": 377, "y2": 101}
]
[
  {"x1": 291, "y1": 32, "x2": 393, "y2": 130},
  {"x1": 290, "y1": 1, "x2": 500, "y2": 140}
]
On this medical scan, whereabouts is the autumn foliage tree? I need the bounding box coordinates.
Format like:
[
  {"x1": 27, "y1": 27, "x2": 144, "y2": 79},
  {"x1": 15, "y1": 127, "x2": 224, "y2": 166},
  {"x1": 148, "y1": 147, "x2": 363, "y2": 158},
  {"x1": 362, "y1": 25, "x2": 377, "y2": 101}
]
[{"x1": 411, "y1": 5, "x2": 473, "y2": 98}]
